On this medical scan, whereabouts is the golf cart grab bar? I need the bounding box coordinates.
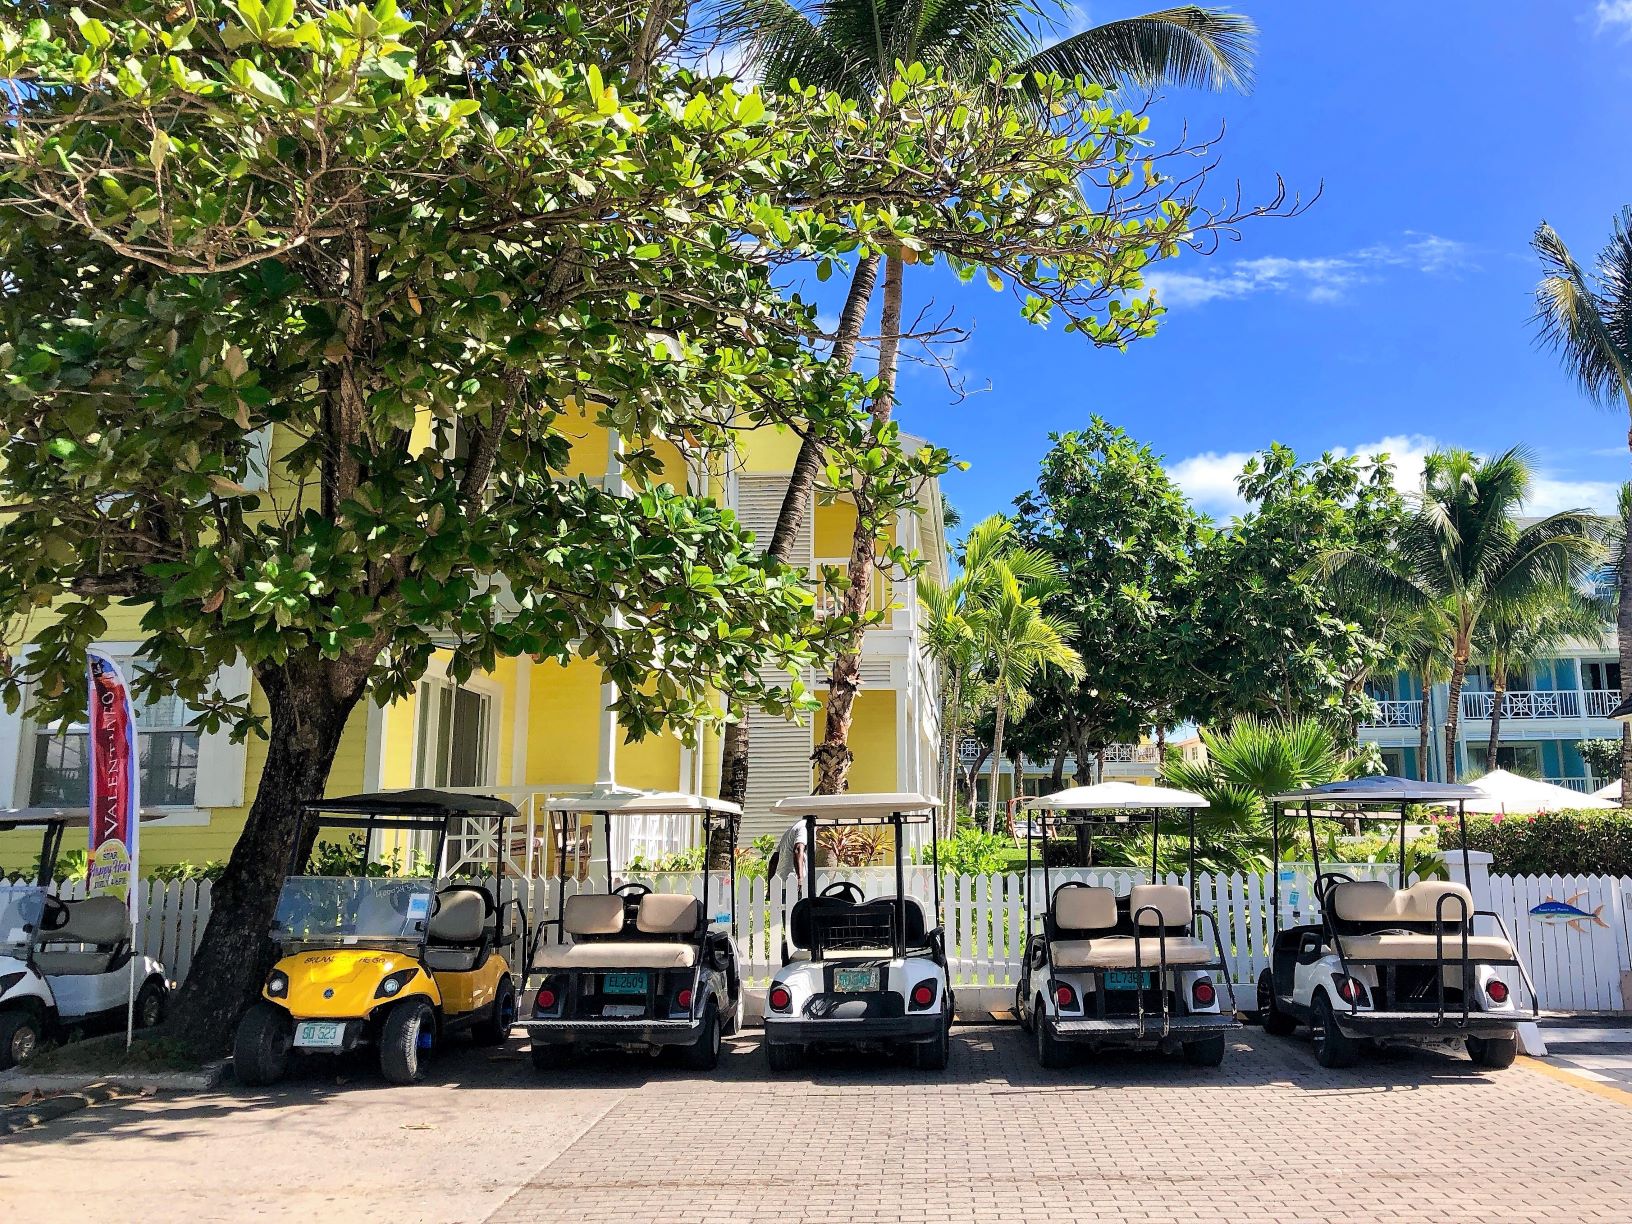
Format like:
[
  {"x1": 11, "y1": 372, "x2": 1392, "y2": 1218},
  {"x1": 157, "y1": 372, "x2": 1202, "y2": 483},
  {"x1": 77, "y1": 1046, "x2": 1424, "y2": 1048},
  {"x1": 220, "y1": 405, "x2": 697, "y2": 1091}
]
[
  {"x1": 1131, "y1": 904, "x2": 1171, "y2": 1040},
  {"x1": 1433, "y1": 891, "x2": 1472, "y2": 1030},
  {"x1": 1474, "y1": 908, "x2": 1539, "y2": 1017},
  {"x1": 1191, "y1": 908, "x2": 1240, "y2": 1014}
]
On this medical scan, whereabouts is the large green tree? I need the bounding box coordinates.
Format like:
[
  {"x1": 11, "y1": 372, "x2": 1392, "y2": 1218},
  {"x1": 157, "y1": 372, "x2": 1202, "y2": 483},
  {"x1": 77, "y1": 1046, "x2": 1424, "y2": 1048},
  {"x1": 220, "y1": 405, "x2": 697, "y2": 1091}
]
[
  {"x1": 1531, "y1": 212, "x2": 1632, "y2": 803},
  {"x1": 713, "y1": 0, "x2": 1264, "y2": 797}
]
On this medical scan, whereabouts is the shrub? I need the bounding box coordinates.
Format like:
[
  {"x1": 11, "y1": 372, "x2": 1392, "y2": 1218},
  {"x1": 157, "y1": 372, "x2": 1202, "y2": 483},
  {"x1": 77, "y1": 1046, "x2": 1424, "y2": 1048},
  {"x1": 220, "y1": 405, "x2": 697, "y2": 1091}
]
[
  {"x1": 1440, "y1": 810, "x2": 1632, "y2": 876},
  {"x1": 1578, "y1": 739, "x2": 1621, "y2": 781},
  {"x1": 917, "y1": 828, "x2": 1012, "y2": 876}
]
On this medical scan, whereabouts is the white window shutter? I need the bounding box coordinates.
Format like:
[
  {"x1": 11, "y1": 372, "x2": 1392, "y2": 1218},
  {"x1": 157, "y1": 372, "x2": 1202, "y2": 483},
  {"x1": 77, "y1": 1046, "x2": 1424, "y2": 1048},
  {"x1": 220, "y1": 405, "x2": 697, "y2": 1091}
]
[
  {"x1": 192, "y1": 657, "x2": 251, "y2": 809},
  {"x1": 0, "y1": 697, "x2": 22, "y2": 809}
]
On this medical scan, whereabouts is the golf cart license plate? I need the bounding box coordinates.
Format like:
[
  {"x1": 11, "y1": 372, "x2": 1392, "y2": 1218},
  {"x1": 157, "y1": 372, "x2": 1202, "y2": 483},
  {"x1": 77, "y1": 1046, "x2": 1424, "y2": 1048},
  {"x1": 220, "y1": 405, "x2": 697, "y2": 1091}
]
[
  {"x1": 834, "y1": 967, "x2": 879, "y2": 993},
  {"x1": 1104, "y1": 970, "x2": 1152, "y2": 992},
  {"x1": 603, "y1": 972, "x2": 648, "y2": 995},
  {"x1": 294, "y1": 1020, "x2": 344, "y2": 1049}
]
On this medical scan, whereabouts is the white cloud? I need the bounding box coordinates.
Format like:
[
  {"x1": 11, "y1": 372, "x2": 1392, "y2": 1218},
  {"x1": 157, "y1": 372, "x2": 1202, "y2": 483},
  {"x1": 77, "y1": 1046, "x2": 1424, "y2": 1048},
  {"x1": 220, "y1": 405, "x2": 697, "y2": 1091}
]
[
  {"x1": 1168, "y1": 433, "x2": 1618, "y2": 522},
  {"x1": 1596, "y1": 1, "x2": 1632, "y2": 34},
  {"x1": 694, "y1": 41, "x2": 751, "y2": 79},
  {"x1": 1144, "y1": 233, "x2": 1475, "y2": 309}
]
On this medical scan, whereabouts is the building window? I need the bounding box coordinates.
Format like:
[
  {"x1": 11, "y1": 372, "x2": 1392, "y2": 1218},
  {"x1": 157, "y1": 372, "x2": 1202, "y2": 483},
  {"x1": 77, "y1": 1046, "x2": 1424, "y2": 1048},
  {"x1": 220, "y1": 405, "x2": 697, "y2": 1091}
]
[
  {"x1": 1584, "y1": 661, "x2": 1621, "y2": 692},
  {"x1": 413, "y1": 679, "x2": 492, "y2": 788},
  {"x1": 28, "y1": 685, "x2": 199, "y2": 808},
  {"x1": 1494, "y1": 744, "x2": 1542, "y2": 777},
  {"x1": 1379, "y1": 749, "x2": 1404, "y2": 775}
]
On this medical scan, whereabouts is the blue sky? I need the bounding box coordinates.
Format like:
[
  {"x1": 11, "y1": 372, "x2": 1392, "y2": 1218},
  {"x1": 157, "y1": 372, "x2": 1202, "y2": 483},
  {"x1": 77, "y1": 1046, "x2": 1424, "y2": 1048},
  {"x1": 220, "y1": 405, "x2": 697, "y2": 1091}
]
[{"x1": 792, "y1": 3, "x2": 1632, "y2": 526}]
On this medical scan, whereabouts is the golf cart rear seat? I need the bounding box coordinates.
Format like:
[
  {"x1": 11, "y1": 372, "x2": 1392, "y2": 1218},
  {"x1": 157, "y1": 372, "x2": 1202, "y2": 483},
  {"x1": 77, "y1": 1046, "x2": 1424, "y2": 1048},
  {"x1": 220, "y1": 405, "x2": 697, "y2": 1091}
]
[
  {"x1": 533, "y1": 892, "x2": 702, "y2": 970},
  {"x1": 32, "y1": 895, "x2": 130, "y2": 975},
  {"x1": 1327, "y1": 880, "x2": 1516, "y2": 962},
  {"x1": 1048, "y1": 884, "x2": 1213, "y2": 971}
]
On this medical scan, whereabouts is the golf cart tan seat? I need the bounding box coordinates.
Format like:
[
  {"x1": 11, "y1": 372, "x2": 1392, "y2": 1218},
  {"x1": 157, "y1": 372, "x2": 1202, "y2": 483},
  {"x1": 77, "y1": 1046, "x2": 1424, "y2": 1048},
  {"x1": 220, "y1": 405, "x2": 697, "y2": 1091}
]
[
  {"x1": 1328, "y1": 880, "x2": 1516, "y2": 962},
  {"x1": 422, "y1": 886, "x2": 489, "y2": 972},
  {"x1": 532, "y1": 892, "x2": 702, "y2": 970},
  {"x1": 1048, "y1": 883, "x2": 1214, "y2": 970},
  {"x1": 31, "y1": 895, "x2": 130, "y2": 975}
]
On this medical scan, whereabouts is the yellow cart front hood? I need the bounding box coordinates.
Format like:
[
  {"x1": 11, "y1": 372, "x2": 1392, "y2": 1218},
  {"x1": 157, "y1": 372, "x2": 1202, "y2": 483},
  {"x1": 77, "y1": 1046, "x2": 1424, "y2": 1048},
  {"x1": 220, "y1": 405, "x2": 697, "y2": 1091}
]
[{"x1": 270, "y1": 949, "x2": 438, "y2": 1018}]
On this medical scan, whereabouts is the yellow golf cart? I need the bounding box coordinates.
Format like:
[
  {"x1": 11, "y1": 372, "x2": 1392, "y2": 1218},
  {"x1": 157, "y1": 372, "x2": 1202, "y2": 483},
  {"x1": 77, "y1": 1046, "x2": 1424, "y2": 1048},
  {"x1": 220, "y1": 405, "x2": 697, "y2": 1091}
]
[{"x1": 232, "y1": 789, "x2": 526, "y2": 1086}]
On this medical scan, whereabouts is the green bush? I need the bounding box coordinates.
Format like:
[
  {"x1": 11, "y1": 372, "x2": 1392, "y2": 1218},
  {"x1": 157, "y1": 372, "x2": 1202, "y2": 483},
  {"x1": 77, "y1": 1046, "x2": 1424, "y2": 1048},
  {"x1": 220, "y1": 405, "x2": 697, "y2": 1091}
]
[
  {"x1": 917, "y1": 828, "x2": 1013, "y2": 876},
  {"x1": 1440, "y1": 810, "x2": 1632, "y2": 876}
]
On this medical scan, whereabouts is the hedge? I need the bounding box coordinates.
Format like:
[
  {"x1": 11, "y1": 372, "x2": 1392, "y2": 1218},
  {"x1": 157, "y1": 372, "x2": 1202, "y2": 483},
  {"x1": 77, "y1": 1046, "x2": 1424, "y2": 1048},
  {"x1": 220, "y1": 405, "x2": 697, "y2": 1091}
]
[{"x1": 1439, "y1": 811, "x2": 1632, "y2": 877}]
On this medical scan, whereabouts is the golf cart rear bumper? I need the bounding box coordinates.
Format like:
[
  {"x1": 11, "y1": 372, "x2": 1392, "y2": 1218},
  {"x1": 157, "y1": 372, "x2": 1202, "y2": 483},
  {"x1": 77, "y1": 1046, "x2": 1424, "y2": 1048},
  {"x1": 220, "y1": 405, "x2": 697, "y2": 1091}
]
[
  {"x1": 764, "y1": 1013, "x2": 945, "y2": 1044},
  {"x1": 1051, "y1": 1013, "x2": 1241, "y2": 1043},
  {"x1": 521, "y1": 1017, "x2": 703, "y2": 1046},
  {"x1": 1330, "y1": 1009, "x2": 1520, "y2": 1040}
]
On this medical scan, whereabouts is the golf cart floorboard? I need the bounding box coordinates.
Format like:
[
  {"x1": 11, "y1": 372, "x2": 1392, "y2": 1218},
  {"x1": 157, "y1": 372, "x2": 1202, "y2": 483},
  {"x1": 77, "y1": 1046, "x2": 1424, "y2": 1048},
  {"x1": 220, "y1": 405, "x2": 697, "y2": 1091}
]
[{"x1": 1054, "y1": 1014, "x2": 1241, "y2": 1038}]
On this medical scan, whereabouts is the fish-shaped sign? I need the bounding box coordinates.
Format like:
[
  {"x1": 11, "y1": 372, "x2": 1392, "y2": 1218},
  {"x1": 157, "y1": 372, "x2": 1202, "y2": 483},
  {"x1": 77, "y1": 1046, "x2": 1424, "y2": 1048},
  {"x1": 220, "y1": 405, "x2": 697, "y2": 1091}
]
[{"x1": 1529, "y1": 892, "x2": 1608, "y2": 933}]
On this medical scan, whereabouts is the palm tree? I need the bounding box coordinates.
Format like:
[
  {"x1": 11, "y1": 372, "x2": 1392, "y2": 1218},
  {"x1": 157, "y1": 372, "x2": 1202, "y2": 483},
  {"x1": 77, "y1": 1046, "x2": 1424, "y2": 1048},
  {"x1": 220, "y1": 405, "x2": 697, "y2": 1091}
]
[
  {"x1": 1475, "y1": 585, "x2": 1608, "y2": 773},
  {"x1": 1532, "y1": 213, "x2": 1632, "y2": 804},
  {"x1": 1321, "y1": 447, "x2": 1603, "y2": 781},
  {"x1": 715, "y1": 0, "x2": 1257, "y2": 796},
  {"x1": 1381, "y1": 604, "x2": 1453, "y2": 781}
]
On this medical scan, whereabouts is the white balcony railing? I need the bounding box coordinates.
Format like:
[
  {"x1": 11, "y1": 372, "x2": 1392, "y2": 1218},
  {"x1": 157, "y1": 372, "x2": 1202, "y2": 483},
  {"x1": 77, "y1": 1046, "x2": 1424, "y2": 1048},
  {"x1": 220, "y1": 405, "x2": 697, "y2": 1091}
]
[
  {"x1": 1460, "y1": 690, "x2": 1580, "y2": 721},
  {"x1": 1104, "y1": 743, "x2": 1161, "y2": 764},
  {"x1": 1584, "y1": 689, "x2": 1622, "y2": 719},
  {"x1": 1544, "y1": 776, "x2": 1604, "y2": 794},
  {"x1": 1361, "y1": 700, "x2": 1422, "y2": 728}
]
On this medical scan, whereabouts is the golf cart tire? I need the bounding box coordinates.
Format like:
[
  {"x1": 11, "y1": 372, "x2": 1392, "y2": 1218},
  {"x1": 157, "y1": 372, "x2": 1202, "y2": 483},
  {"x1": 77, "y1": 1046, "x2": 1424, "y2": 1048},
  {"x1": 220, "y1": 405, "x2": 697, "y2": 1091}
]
[
  {"x1": 0, "y1": 1007, "x2": 45, "y2": 1071},
  {"x1": 1466, "y1": 1033, "x2": 1518, "y2": 1070},
  {"x1": 1183, "y1": 1034, "x2": 1227, "y2": 1067},
  {"x1": 765, "y1": 1039, "x2": 802, "y2": 1074},
  {"x1": 135, "y1": 977, "x2": 168, "y2": 1031},
  {"x1": 530, "y1": 1040, "x2": 569, "y2": 1071},
  {"x1": 232, "y1": 1001, "x2": 293, "y2": 1087},
  {"x1": 677, "y1": 1001, "x2": 721, "y2": 1071},
  {"x1": 911, "y1": 1019, "x2": 952, "y2": 1071},
  {"x1": 1035, "y1": 998, "x2": 1071, "y2": 1069},
  {"x1": 380, "y1": 999, "x2": 434, "y2": 1084},
  {"x1": 1258, "y1": 969, "x2": 1296, "y2": 1037},
  {"x1": 473, "y1": 976, "x2": 516, "y2": 1047},
  {"x1": 1015, "y1": 982, "x2": 1034, "y2": 1034},
  {"x1": 1312, "y1": 992, "x2": 1360, "y2": 1069}
]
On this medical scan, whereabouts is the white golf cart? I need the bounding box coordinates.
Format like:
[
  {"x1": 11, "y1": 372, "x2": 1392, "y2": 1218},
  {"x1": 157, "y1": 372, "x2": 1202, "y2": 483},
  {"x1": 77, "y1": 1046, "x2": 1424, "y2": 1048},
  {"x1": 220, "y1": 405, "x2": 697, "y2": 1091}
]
[
  {"x1": 761, "y1": 792, "x2": 952, "y2": 1072},
  {"x1": 523, "y1": 792, "x2": 744, "y2": 1072},
  {"x1": 1014, "y1": 783, "x2": 1240, "y2": 1069},
  {"x1": 0, "y1": 812, "x2": 168, "y2": 1069},
  {"x1": 1259, "y1": 776, "x2": 1535, "y2": 1069}
]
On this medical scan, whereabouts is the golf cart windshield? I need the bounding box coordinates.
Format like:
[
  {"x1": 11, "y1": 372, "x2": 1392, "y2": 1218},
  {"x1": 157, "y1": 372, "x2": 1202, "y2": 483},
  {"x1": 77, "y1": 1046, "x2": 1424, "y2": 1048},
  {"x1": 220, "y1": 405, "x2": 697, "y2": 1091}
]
[
  {"x1": 0, "y1": 883, "x2": 47, "y2": 959},
  {"x1": 271, "y1": 877, "x2": 434, "y2": 944}
]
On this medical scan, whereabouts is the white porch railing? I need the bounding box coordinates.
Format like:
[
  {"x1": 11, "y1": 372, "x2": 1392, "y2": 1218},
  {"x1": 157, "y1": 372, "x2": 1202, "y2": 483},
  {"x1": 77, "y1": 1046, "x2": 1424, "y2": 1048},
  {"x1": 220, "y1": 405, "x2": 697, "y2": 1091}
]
[
  {"x1": 1584, "y1": 689, "x2": 1623, "y2": 719},
  {"x1": 1103, "y1": 743, "x2": 1160, "y2": 764},
  {"x1": 1361, "y1": 699, "x2": 1422, "y2": 728},
  {"x1": 1543, "y1": 776, "x2": 1604, "y2": 794},
  {"x1": 1460, "y1": 690, "x2": 1581, "y2": 720}
]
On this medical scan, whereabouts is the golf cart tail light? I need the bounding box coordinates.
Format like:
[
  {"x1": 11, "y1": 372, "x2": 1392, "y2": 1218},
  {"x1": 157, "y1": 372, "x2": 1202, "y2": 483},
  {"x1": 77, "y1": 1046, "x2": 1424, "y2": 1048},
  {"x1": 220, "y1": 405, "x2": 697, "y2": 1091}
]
[
  {"x1": 910, "y1": 982, "x2": 936, "y2": 1010},
  {"x1": 1487, "y1": 979, "x2": 1510, "y2": 1004},
  {"x1": 768, "y1": 985, "x2": 792, "y2": 1012},
  {"x1": 266, "y1": 971, "x2": 288, "y2": 998},
  {"x1": 1192, "y1": 980, "x2": 1216, "y2": 1008},
  {"x1": 677, "y1": 987, "x2": 693, "y2": 1009},
  {"x1": 1335, "y1": 975, "x2": 1368, "y2": 1006},
  {"x1": 1053, "y1": 982, "x2": 1077, "y2": 1010},
  {"x1": 535, "y1": 987, "x2": 557, "y2": 1011}
]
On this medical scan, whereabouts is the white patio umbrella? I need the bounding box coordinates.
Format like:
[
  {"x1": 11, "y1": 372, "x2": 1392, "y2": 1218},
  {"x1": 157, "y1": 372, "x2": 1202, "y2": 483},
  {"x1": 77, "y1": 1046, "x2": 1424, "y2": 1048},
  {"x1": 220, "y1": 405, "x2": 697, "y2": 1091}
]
[
  {"x1": 1592, "y1": 778, "x2": 1620, "y2": 800},
  {"x1": 1464, "y1": 768, "x2": 1614, "y2": 814}
]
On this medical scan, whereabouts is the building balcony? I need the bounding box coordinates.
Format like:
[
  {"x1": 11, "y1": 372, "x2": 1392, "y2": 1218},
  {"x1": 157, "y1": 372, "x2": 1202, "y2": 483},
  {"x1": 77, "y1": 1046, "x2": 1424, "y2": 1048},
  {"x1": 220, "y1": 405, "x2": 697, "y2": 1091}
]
[
  {"x1": 1361, "y1": 700, "x2": 1422, "y2": 728},
  {"x1": 1457, "y1": 690, "x2": 1620, "y2": 721}
]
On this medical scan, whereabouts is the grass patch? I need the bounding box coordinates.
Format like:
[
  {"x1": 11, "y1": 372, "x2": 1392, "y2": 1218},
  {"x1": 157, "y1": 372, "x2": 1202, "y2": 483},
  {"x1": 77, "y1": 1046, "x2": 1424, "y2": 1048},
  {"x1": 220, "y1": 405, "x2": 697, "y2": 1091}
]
[{"x1": 23, "y1": 1032, "x2": 210, "y2": 1075}]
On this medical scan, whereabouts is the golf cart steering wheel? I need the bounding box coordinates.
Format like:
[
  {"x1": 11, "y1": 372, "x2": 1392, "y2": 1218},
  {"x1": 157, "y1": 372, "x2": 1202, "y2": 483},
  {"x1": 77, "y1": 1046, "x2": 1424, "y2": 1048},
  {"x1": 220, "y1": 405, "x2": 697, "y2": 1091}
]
[
  {"x1": 39, "y1": 895, "x2": 71, "y2": 931},
  {"x1": 1314, "y1": 872, "x2": 1356, "y2": 907},
  {"x1": 819, "y1": 881, "x2": 866, "y2": 904},
  {"x1": 613, "y1": 882, "x2": 652, "y2": 899}
]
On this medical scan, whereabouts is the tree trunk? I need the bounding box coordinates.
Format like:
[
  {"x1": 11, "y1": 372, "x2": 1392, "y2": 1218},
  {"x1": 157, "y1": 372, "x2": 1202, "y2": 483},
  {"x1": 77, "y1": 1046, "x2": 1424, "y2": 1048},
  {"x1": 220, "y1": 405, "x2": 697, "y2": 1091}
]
[
  {"x1": 1417, "y1": 673, "x2": 1432, "y2": 781},
  {"x1": 1485, "y1": 663, "x2": 1506, "y2": 773},
  {"x1": 1620, "y1": 500, "x2": 1632, "y2": 806},
  {"x1": 1443, "y1": 651, "x2": 1469, "y2": 783},
  {"x1": 986, "y1": 695, "x2": 1008, "y2": 834},
  {"x1": 1155, "y1": 724, "x2": 1167, "y2": 774},
  {"x1": 813, "y1": 254, "x2": 903, "y2": 794},
  {"x1": 717, "y1": 253, "x2": 883, "y2": 804},
  {"x1": 940, "y1": 670, "x2": 963, "y2": 840},
  {"x1": 1049, "y1": 739, "x2": 1067, "y2": 790},
  {"x1": 164, "y1": 656, "x2": 372, "y2": 1053}
]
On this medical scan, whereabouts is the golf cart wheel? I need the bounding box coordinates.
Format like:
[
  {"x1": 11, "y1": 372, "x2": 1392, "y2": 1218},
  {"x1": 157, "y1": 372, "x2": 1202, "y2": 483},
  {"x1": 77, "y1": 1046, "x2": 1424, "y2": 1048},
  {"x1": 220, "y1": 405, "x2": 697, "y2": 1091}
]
[
  {"x1": 1257, "y1": 969, "x2": 1296, "y2": 1037},
  {"x1": 0, "y1": 1008, "x2": 44, "y2": 1071},
  {"x1": 530, "y1": 1040, "x2": 569, "y2": 1071},
  {"x1": 473, "y1": 976, "x2": 516, "y2": 1047},
  {"x1": 1034, "y1": 998, "x2": 1071, "y2": 1070},
  {"x1": 678, "y1": 1001, "x2": 721, "y2": 1071},
  {"x1": 380, "y1": 999, "x2": 434, "y2": 1084},
  {"x1": 1183, "y1": 1034, "x2": 1227, "y2": 1067},
  {"x1": 1312, "y1": 992, "x2": 1360, "y2": 1069},
  {"x1": 232, "y1": 1001, "x2": 293, "y2": 1087},
  {"x1": 1466, "y1": 1034, "x2": 1518, "y2": 1070},
  {"x1": 1015, "y1": 982, "x2": 1034, "y2": 1034},
  {"x1": 765, "y1": 1039, "x2": 802, "y2": 1074},
  {"x1": 912, "y1": 1017, "x2": 952, "y2": 1071},
  {"x1": 135, "y1": 978, "x2": 168, "y2": 1031}
]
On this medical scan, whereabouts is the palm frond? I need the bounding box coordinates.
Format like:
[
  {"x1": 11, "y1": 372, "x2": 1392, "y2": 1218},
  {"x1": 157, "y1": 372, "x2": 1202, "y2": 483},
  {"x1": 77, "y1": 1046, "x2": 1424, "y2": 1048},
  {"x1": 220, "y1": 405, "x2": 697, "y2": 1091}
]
[
  {"x1": 1531, "y1": 219, "x2": 1632, "y2": 408},
  {"x1": 719, "y1": 0, "x2": 861, "y2": 91},
  {"x1": 1011, "y1": 6, "x2": 1256, "y2": 93}
]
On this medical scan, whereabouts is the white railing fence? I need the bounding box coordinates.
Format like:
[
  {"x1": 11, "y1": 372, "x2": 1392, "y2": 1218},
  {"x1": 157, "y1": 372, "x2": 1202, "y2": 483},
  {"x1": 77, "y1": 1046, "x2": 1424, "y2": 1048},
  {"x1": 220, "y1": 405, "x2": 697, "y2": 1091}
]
[
  {"x1": 60, "y1": 868, "x2": 1632, "y2": 1014},
  {"x1": 1460, "y1": 690, "x2": 1581, "y2": 720},
  {"x1": 1360, "y1": 699, "x2": 1422, "y2": 728}
]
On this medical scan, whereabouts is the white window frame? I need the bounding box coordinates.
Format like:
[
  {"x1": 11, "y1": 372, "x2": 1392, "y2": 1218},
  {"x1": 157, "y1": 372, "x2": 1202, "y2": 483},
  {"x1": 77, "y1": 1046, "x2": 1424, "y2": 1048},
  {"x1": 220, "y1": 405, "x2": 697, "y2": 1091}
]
[{"x1": 409, "y1": 663, "x2": 500, "y2": 791}]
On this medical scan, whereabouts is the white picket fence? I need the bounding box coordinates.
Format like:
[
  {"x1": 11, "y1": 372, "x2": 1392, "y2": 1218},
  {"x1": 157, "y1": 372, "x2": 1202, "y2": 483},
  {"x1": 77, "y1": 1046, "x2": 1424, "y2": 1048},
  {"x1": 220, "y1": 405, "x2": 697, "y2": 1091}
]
[{"x1": 46, "y1": 868, "x2": 1632, "y2": 1013}]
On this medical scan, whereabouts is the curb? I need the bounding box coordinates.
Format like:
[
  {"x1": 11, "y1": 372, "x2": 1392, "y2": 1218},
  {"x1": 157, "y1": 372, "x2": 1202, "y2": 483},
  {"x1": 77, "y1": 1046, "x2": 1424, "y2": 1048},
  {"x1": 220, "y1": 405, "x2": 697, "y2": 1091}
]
[
  {"x1": 0, "y1": 1082, "x2": 127, "y2": 1137},
  {"x1": 0, "y1": 1058, "x2": 228, "y2": 1096}
]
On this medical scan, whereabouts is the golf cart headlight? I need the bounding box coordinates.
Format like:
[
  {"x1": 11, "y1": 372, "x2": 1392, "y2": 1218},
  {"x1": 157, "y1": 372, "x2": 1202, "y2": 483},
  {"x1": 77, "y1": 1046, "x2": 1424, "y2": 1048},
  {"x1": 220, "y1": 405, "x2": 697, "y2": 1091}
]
[
  {"x1": 265, "y1": 971, "x2": 288, "y2": 998},
  {"x1": 375, "y1": 967, "x2": 420, "y2": 999},
  {"x1": 0, "y1": 970, "x2": 25, "y2": 994}
]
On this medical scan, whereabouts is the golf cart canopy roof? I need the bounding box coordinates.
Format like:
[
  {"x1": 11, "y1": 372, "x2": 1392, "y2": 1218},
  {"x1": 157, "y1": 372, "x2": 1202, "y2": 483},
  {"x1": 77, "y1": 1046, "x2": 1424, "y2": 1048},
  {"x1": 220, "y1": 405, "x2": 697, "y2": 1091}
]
[
  {"x1": 303, "y1": 789, "x2": 518, "y2": 819},
  {"x1": 1025, "y1": 782, "x2": 1209, "y2": 813},
  {"x1": 772, "y1": 792, "x2": 940, "y2": 823},
  {"x1": 1269, "y1": 775, "x2": 1483, "y2": 807},
  {"x1": 0, "y1": 809, "x2": 168, "y2": 830},
  {"x1": 545, "y1": 790, "x2": 742, "y2": 817}
]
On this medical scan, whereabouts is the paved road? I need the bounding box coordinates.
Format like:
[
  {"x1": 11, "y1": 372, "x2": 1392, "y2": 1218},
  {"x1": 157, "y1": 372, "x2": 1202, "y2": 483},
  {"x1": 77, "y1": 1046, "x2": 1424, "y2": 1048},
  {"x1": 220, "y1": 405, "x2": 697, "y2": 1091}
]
[
  {"x1": 4, "y1": 1025, "x2": 1632, "y2": 1223},
  {"x1": 1538, "y1": 1017, "x2": 1632, "y2": 1092}
]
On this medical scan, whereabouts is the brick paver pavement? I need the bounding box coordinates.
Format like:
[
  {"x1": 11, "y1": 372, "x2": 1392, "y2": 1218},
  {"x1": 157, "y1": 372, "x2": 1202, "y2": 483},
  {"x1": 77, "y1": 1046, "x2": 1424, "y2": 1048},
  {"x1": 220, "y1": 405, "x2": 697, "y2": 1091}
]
[{"x1": 495, "y1": 1025, "x2": 1632, "y2": 1224}]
